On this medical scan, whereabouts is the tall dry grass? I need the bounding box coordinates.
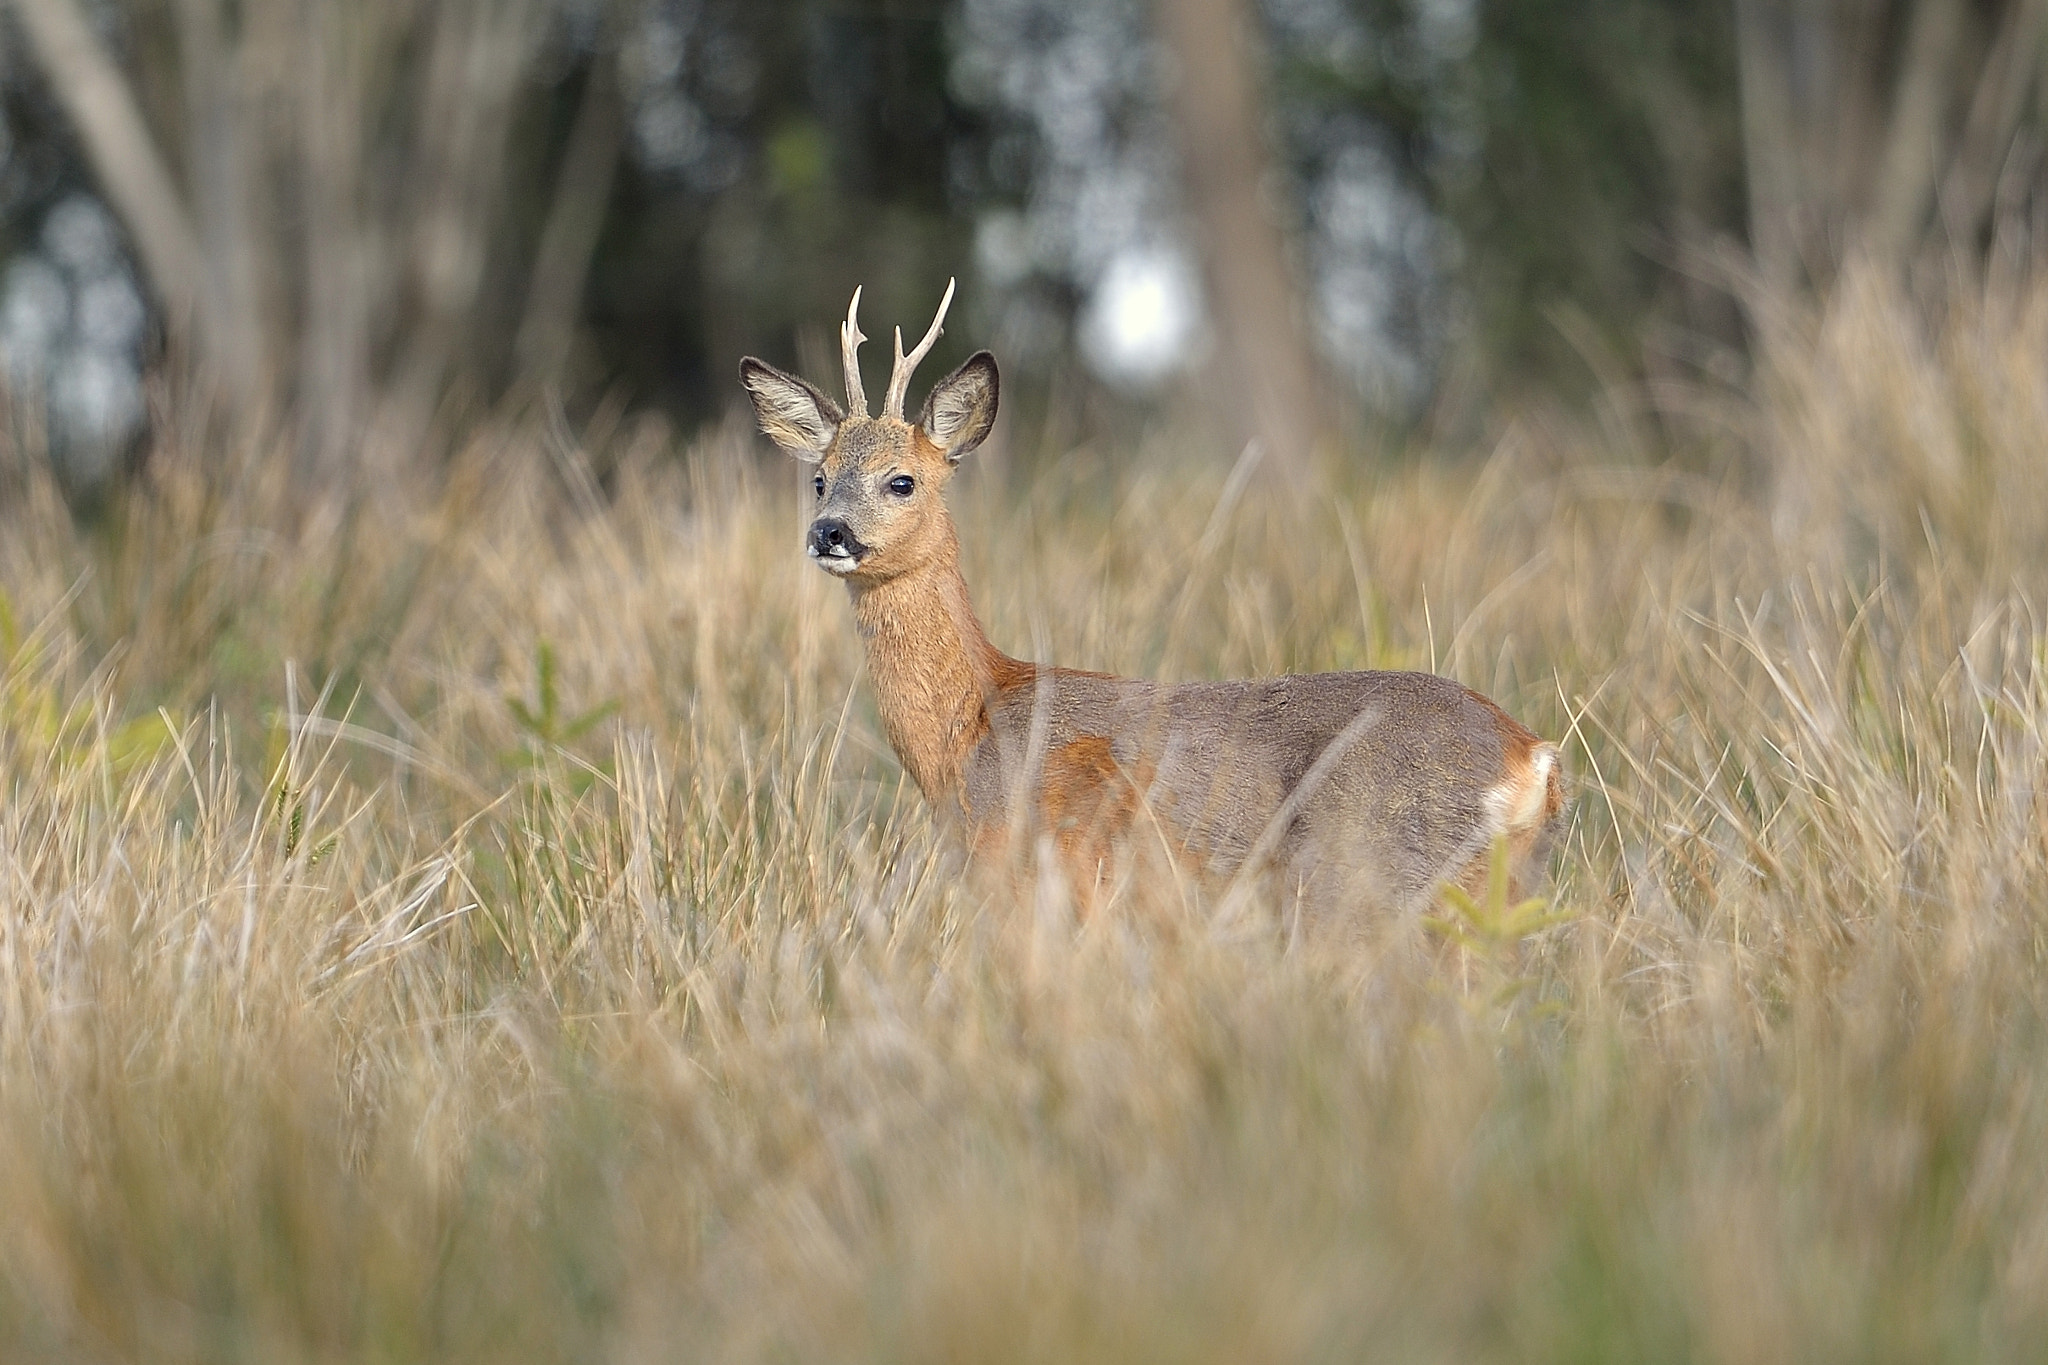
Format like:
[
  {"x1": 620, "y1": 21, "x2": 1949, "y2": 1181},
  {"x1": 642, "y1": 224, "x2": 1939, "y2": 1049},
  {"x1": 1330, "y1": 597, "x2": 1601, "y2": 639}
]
[{"x1": 1, "y1": 268, "x2": 2047, "y2": 1361}]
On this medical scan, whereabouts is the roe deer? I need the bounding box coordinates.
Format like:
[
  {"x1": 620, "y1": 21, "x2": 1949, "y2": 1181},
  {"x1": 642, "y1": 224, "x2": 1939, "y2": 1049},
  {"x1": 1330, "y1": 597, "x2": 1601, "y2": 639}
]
[{"x1": 740, "y1": 282, "x2": 1564, "y2": 917}]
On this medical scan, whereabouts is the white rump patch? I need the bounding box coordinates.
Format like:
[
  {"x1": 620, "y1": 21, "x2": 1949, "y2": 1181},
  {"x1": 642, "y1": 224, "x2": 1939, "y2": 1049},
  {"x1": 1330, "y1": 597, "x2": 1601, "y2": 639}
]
[{"x1": 1483, "y1": 744, "x2": 1556, "y2": 835}]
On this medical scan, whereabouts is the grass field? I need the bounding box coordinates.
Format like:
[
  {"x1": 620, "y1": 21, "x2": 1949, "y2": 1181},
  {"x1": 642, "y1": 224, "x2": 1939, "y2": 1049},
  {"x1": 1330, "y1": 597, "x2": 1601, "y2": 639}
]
[{"x1": 1, "y1": 271, "x2": 2047, "y2": 1361}]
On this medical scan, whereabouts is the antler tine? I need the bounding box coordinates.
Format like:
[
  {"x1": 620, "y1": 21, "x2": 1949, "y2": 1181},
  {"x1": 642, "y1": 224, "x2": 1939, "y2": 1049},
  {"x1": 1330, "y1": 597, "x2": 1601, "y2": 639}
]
[
  {"x1": 883, "y1": 277, "x2": 956, "y2": 419},
  {"x1": 841, "y1": 286, "x2": 870, "y2": 417}
]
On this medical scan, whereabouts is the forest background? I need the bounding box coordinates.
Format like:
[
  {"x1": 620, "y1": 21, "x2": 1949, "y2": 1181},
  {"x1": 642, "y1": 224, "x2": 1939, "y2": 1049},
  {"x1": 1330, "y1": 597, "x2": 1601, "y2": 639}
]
[
  {"x1": 3, "y1": 3, "x2": 2048, "y2": 1362},
  {"x1": 4, "y1": 0, "x2": 2037, "y2": 482}
]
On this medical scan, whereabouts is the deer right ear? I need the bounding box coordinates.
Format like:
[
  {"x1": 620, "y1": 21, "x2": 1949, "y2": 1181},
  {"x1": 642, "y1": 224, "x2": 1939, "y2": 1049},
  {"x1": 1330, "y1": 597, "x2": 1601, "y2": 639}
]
[
  {"x1": 919, "y1": 351, "x2": 999, "y2": 463},
  {"x1": 739, "y1": 358, "x2": 844, "y2": 461}
]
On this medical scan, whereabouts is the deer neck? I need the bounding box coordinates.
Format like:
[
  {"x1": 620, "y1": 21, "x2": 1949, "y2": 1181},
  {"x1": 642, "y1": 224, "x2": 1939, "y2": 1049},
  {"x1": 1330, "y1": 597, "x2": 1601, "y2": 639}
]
[{"x1": 847, "y1": 534, "x2": 1014, "y2": 810}]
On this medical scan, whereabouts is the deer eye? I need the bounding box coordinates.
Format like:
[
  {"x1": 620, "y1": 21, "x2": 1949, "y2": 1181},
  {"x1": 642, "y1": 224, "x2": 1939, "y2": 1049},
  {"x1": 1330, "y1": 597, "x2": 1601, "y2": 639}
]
[
  {"x1": 887, "y1": 474, "x2": 915, "y2": 497},
  {"x1": 813, "y1": 473, "x2": 825, "y2": 497}
]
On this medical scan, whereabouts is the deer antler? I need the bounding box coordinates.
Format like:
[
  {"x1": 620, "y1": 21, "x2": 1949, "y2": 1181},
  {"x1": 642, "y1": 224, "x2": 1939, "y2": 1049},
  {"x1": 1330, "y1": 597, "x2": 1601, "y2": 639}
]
[
  {"x1": 883, "y1": 278, "x2": 955, "y2": 420},
  {"x1": 841, "y1": 286, "x2": 870, "y2": 418}
]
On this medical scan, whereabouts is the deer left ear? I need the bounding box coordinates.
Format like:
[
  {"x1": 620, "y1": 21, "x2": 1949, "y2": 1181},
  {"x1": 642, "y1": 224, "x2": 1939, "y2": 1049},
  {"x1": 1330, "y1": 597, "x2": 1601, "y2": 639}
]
[
  {"x1": 919, "y1": 352, "x2": 999, "y2": 463},
  {"x1": 739, "y1": 357, "x2": 844, "y2": 462}
]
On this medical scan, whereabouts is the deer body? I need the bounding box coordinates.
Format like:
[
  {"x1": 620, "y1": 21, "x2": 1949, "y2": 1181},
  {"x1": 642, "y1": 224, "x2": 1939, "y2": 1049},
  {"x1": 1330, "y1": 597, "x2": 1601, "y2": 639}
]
[{"x1": 742, "y1": 285, "x2": 1562, "y2": 915}]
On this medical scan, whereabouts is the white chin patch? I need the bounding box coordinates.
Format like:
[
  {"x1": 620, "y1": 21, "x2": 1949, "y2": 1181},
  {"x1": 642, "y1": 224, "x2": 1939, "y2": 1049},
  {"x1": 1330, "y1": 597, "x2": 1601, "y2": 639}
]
[{"x1": 815, "y1": 554, "x2": 861, "y2": 575}]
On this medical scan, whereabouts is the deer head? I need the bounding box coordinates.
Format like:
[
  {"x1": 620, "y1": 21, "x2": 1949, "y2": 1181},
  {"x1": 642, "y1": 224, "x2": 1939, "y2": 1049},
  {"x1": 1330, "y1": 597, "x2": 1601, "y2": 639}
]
[{"x1": 740, "y1": 281, "x2": 999, "y2": 584}]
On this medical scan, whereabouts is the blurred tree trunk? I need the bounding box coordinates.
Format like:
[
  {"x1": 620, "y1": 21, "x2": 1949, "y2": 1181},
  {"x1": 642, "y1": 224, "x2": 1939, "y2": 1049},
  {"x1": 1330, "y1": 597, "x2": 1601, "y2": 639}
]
[
  {"x1": 293, "y1": 0, "x2": 376, "y2": 480},
  {"x1": 8, "y1": 0, "x2": 594, "y2": 483},
  {"x1": 1152, "y1": 0, "x2": 1327, "y2": 483},
  {"x1": 1734, "y1": 0, "x2": 1805, "y2": 296},
  {"x1": 1869, "y1": 0, "x2": 1969, "y2": 264},
  {"x1": 1733, "y1": 0, "x2": 2047, "y2": 287},
  {"x1": 7, "y1": 0, "x2": 221, "y2": 377},
  {"x1": 378, "y1": 0, "x2": 544, "y2": 467},
  {"x1": 517, "y1": 44, "x2": 626, "y2": 389},
  {"x1": 173, "y1": 0, "x2": 270, "y2": 406},
  {"x1": 1938, "y1": 0, "x2": 2048, "y2": 258}
]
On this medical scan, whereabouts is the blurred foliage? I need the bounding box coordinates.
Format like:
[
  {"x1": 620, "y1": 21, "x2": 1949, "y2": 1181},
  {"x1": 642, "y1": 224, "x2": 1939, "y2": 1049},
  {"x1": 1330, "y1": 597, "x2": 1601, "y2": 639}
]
[
  {"x1": 0, "y1": 0, "x2": 2042, "y2": 472},
  {"x1": 591, "y1": 0, "x2": 988, "y2": 418},
  {"x1": 1263, "y1": 0, "x2": 1748, "y2": 405},
  {"x1": 1450, "y1": 0, "x2": 1749, "y2": 393}
]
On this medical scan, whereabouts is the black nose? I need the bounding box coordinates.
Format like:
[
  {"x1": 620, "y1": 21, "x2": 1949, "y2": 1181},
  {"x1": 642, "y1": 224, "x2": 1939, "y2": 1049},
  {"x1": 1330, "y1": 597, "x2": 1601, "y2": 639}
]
[{"x1": 808, "y1": 518, "x2": 865, "y2": 558}]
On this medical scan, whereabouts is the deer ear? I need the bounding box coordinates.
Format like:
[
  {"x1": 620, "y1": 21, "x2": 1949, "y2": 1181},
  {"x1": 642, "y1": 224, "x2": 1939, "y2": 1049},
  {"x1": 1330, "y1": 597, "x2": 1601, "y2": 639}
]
[
  {"x1": 918, "y1": 352, "x2": 998, "y2": 463},
  {"x1": 739, "y1": 357, "x2": 844, "y2": 461}
]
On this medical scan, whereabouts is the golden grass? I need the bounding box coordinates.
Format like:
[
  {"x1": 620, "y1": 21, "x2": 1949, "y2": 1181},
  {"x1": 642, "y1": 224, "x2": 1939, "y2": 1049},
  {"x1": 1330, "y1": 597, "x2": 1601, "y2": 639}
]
[{"x1": 1, "y1": 268, "x2": 2047, "y2": 1361}]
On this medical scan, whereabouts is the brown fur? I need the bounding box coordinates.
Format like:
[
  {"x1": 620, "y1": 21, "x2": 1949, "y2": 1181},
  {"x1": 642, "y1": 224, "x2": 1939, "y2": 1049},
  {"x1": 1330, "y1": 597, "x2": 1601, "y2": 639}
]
[
  {"x1": 741, "y1": 302, "x2": 1566, "y2": 922},
  {"x1": 1039, "y1": 736, "x2": 1143, "y2": 909}
]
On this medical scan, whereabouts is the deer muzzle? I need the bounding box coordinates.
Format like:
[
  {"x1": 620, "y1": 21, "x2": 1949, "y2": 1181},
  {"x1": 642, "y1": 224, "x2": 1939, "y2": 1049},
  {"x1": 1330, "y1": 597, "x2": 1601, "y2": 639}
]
[{"x1": 807, "y1": 518, "x2": 868, "y2": 572}]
